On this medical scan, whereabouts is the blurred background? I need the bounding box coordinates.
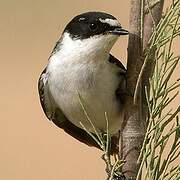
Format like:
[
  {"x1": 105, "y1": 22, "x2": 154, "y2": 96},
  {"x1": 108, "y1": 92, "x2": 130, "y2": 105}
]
[{"x1": 0, "y1": 0, "x2": 179, "y2": 180}]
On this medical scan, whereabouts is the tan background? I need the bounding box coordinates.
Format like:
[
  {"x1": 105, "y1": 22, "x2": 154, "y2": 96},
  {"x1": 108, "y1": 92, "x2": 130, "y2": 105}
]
[{"x1": 0, "y1": 0, "x2": 179, "y2": 180}]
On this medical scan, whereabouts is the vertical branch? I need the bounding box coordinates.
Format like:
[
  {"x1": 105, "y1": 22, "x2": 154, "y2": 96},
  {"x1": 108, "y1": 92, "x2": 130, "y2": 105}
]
[
  {"x1": 121, "y1": 1, "x2": 144, "y2": 179},
  {"x1": 126, "y1": 0, "x2": 143, "y2": 95},
  {"x1": 120, "y1": 0, "x2": 164, "y2": 179}
]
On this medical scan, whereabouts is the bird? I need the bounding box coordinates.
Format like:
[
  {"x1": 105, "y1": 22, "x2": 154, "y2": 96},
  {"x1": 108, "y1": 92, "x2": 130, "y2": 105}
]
[{"x1": 38, "y1": 11, "x2": 128, "y2": 154}]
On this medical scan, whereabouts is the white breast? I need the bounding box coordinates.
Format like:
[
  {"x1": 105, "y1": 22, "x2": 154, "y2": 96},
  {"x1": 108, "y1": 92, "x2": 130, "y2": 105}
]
[{"x1": 47, "y1": 32, "x2": 124, "y2": 135}]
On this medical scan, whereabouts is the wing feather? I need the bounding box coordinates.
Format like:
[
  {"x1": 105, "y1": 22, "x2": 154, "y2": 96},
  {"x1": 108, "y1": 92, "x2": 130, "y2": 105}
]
[
  {"x1": 108, "y1": 55, "x2": 127, "y2": 104},
  {"x1": 38, "y1": 68, "x2": 56, "y2": 120}
]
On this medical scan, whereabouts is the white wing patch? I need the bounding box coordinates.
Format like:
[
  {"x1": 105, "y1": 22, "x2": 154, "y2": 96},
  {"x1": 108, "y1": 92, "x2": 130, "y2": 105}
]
[
  {"x1": 41, "y1": 72, "x2": 48, "y2": 85},
  {"x1": 99, "y1": 18, "x2": 120, "y2": 27},
  {"x1": 78, "y1": 17, "x2": 86, "y2": 21}
]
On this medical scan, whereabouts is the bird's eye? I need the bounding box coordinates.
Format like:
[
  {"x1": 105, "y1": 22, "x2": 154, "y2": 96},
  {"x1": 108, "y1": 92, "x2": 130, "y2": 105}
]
[{"x1": 89, "y1": 23, "x2": 98, "y2": 31}]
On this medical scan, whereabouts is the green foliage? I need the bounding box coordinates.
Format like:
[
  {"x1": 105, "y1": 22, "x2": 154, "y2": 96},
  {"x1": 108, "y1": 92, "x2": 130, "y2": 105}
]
[
  {"x1": 137, "y1": 1, "x2": 180, "y2": 179},
  {"x1": 78, "y1": 92, "x2": 125, "y2": 180}
]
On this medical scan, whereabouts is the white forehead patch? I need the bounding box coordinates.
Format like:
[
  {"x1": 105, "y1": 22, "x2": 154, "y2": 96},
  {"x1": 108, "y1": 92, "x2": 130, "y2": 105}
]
[
  {"x1": 99, "y1": 18, "x2": 120, "y2": 27},
  {"x1": 78, "y1": 17, "x2": 86, "y2": 21}
]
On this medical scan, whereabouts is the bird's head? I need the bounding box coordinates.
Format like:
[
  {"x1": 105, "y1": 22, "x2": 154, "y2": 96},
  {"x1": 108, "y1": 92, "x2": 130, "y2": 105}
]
[{"x1": 58, "y1": 12, "x2": 128, "y2": 57}]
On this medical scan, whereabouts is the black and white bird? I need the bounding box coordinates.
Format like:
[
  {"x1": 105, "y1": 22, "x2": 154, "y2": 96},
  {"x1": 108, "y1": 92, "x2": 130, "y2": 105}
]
[{"x1": 38, "y1": 12, "x2": 128, "y2": 153}]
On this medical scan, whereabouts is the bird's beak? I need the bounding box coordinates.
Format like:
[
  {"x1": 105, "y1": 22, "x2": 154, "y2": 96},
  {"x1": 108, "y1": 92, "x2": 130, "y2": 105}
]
[{"x1": 109, "y1": 27, "x2": 129, "y2": 36}]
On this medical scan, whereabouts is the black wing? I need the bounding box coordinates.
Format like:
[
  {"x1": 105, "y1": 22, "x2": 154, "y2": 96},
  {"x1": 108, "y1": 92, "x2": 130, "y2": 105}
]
[
  {"x1": 109, "y1": 55, "x2": 127, "y2": 104},
  {"x1": 109, "y1": 54, "x2": 126, "y2": 73},
  {"x1": 38, "y1": 68, "x2": 56, "y2": 120}
]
